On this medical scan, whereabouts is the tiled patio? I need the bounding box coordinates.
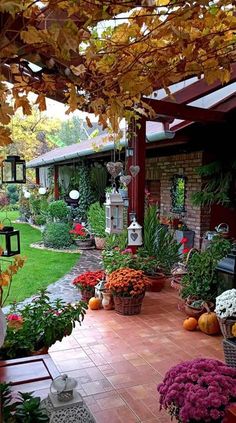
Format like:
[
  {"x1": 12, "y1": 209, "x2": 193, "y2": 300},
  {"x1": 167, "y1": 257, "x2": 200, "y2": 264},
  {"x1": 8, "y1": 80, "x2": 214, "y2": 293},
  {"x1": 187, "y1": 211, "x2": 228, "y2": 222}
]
[{"x1": 49, "y1": 284, "x2": 224, "y2": 423}]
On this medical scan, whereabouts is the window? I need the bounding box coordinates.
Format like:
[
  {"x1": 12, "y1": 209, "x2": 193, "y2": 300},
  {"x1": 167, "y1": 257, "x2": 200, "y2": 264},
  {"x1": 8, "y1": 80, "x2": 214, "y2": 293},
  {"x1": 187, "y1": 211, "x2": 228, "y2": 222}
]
[{"x1": 170, "y1": 175, "x2": 186, "y2": 213}]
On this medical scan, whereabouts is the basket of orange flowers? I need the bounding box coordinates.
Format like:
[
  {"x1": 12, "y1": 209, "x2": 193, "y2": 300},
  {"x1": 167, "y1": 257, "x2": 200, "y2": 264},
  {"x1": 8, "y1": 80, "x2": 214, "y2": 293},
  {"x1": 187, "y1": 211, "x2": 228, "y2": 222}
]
[{"x1": 105, "y1": 268, "x2": 150, "y2": 315}]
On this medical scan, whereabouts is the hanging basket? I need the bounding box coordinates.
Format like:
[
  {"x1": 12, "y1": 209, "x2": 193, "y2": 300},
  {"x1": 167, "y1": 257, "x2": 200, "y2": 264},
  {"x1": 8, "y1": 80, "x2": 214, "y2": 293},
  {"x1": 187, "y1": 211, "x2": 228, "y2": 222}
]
[
  {"x1": 113, "y1": 294, "x2": 145, "y2": 315},
  {"x1": 217, "y1": 316, "x2": 236, "y2": 339}
]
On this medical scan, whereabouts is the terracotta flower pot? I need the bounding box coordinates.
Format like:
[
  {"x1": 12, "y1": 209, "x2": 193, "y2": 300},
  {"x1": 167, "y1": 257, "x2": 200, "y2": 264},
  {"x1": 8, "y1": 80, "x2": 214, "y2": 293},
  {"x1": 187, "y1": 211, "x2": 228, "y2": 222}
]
[
  {"x1": 145, "y1": 273, "x2": 166, "y2": 292},
  {"x1": 80, "y1": 288, "x2": 95, "y2": 303},
  {"x1": 95, "y1": 237, "x2": 106, "y2": 250}
]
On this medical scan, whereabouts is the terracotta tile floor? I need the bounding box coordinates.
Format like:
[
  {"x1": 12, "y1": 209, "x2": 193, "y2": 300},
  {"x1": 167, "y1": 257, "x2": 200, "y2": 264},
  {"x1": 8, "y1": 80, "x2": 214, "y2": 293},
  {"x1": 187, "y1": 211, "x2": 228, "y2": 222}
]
[{"x1": 49, "y1": 285, "x2": 225, "y2": 422}]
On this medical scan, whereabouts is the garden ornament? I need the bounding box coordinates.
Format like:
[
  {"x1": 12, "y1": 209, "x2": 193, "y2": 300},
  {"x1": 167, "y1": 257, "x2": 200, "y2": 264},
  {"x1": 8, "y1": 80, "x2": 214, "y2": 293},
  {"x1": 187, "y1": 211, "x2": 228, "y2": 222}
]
[
  {"x1": 129, "y1": 165, "x2": 140, "y2": 177},
  {"x1": 106, "y1": 161, "x2": 123, "y2": 178},
  {"x1": 120, "y1": 175, "x2": 132, "y2": 185}
]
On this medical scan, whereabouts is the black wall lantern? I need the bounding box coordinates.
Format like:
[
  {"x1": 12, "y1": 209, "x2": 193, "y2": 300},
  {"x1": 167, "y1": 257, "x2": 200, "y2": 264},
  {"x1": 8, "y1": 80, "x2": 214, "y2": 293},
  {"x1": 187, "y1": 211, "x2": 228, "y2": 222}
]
[
  {"x1": 1, "y1": 155, "x2": 26, "y2": 184},
  {"x1": 216, "y1": 244, "x2": 236, "y2": 295},
  {"x1": 0, "y1": 221, "x2": 20, "y2": 257}
]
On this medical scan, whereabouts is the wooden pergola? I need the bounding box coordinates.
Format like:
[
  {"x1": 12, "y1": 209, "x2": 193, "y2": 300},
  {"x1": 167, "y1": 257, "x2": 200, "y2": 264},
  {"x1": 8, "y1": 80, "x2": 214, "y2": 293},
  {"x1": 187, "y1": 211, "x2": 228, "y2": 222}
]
[{"x1": 1, "y1": 7, "x2": 236, "y2": 224}]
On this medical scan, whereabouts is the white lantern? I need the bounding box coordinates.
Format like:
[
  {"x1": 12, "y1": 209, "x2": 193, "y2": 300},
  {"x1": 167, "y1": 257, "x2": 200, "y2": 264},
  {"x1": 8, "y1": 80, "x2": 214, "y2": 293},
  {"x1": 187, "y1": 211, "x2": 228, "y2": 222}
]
[
  {"x1": 69, "y1": 190, "x2": 80, "y2": 200},
  {"x1": 128, "y1": 217, "x2": 143, "y2": 246},
  {"x1": 38, "y1": 187, "x2": 47, "y2": 195},
  {"x1": 104, "y1": 189, "x2": 124, "y2": 234},
  {"x1": 24, "y1": 191, "x2": 31, "y2": 199}
]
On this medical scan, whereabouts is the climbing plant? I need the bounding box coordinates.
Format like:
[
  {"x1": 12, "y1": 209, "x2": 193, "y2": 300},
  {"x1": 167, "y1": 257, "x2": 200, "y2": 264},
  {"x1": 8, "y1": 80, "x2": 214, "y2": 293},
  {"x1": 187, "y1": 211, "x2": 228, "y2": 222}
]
[
  {"x1": 191, "y1": 159, "x2": 236, "y2": 207},
  {"x1": 77, "y1": 162, "x2": 95, "y2": 221}
]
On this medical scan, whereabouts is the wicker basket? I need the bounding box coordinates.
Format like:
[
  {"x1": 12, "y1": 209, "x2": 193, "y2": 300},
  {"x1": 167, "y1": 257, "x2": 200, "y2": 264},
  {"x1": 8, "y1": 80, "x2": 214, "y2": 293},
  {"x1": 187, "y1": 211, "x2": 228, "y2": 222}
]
[
  {"x1": 218, "y1": 316, "x2": 236, "y2": 339},
  {"x1": 113, "y1": 294, "x2": 145, "y2": 315},
  {"x1": 80, "y1": 288, "x2": 95, "y2": 303},
  {"x1": 223, "y1": 338, "x2": 236, "y2": 367}
]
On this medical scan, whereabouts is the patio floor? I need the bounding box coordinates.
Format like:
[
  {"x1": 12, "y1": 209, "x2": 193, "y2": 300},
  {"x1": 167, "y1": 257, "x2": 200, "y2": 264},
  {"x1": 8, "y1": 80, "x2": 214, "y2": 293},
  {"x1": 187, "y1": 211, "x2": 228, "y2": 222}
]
[{"x1": 48, "y1": 285, "x2": 224, "y2": 423}]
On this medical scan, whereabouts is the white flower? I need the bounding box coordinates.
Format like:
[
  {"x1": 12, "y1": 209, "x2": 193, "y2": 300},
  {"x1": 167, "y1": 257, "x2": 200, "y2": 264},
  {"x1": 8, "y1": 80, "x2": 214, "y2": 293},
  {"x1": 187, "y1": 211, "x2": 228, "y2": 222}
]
[{"x1": 215, "y1": 289, "x2": 236, "y2": 319}]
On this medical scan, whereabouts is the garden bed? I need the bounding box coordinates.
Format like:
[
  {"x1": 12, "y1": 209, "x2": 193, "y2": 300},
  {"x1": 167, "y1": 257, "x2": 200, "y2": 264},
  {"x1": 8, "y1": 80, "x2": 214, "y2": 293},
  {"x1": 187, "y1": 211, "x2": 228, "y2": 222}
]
[{"x1": 30, "y1": 240, "x2": 82, "y2": 253}]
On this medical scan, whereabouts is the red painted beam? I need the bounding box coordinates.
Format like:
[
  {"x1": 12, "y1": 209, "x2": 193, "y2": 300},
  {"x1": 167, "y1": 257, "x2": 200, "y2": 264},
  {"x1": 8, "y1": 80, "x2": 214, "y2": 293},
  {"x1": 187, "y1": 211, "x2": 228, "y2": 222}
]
[
  {"x1": 144, "y1": 98, "x2": 226, "y2": 123},
  {"x1": 128, "y1": 117, "x2": 146, "y2": 226},
  {"x1": 161, "y1": 64, "x2": 236, "y2": 104},
  {"x1": 54, "y1": 165, "x2": 59, "y2": 200}
]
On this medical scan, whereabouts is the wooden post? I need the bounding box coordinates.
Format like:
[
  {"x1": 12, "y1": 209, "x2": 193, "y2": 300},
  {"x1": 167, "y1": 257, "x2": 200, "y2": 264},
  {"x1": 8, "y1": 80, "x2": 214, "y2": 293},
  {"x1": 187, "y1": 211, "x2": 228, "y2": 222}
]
[
  {"x1": 54, "y1": 165, "x2": 59, "y2": 200},
  {"x1": 128, "y1": 117, "x2": 146, "y2": 226},
  {"x1": 35, "y1": 167, "x2": 40, "y2": 185}
]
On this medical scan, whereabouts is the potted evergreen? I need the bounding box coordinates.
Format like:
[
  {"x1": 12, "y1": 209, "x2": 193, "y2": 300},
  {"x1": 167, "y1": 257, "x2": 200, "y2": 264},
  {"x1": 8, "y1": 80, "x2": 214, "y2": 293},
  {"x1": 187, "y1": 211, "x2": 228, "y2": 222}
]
[{"x1": 87, "y1": 202, "x2": 106, "y2": 249}]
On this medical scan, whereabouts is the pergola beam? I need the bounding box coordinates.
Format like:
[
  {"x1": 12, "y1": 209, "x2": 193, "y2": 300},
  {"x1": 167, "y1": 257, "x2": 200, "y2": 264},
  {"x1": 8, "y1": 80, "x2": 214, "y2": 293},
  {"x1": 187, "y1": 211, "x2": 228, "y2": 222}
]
[{"x1": 144, "y1": 98, "x2": 226, "y2": 123}]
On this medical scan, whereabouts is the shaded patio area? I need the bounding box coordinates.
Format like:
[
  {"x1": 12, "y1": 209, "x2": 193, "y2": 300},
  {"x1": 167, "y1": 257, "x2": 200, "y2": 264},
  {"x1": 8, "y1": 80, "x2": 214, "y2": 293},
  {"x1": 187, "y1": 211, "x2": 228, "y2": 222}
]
[{"x1": 48, "y1": 285, "x2": 224, "y2": 423}]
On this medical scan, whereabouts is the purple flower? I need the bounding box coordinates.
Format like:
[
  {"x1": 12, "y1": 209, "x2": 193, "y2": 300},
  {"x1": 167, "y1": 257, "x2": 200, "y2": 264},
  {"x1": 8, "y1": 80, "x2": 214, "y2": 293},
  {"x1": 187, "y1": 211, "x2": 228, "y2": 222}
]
[{"x1": 157, "y1": 358, "x2": 236, "y2": 423}]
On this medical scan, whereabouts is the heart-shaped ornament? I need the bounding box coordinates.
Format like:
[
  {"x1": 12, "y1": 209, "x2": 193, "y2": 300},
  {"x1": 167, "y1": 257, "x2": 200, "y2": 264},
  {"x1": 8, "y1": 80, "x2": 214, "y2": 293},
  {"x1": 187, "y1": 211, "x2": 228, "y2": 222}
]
[
  {"x1": 120, "y1": 175, "x2": 132, "y2": 185},
  {"x1": 106, "y1": 162, "x2": 123, "y2": 177},
  {"x1": 129, "y1": 165, "x2": 140, "y2": 177},
  {"x1": 131, "y1": 232, "x2": 138, "y2": 241}
]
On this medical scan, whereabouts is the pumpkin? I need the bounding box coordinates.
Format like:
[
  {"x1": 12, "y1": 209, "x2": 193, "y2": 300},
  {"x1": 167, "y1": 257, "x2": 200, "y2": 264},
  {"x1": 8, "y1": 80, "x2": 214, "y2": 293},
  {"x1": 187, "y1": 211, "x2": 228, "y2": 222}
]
[
  {"x1": 89, "y1": 297, "x2": 101, "y2": 310},
  {"x1": 198, "y1": 311, "x2": 220, "y2": 335},
  {"x1": 183, "y1": 317, "x2": 198, "y2": 331}
]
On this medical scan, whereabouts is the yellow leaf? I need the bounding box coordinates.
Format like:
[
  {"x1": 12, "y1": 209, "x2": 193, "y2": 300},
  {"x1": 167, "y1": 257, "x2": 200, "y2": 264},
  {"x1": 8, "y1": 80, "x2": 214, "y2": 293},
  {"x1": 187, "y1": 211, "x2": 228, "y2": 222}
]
[
  {"x1": 0, "y1": 126, "x2": 12, "y2": 146},
  {"x1": 0, "y1": 0, "x2": 24, "y2": 16},
  {"x1": 14, "y1": 95, "x2": 32, "y2": 115},
  {"x1": 155, "y1": 0, "x2": 170, "y2": 5},
  {"x1": 0, "y1": 272, "x2": 10, "y2": 287},
  {"x1": 20, "y1": 26, "x2": 44, "y2": 44},
  {"x1": 70, "y1": 64, "x2": 86, "y2": 77}
]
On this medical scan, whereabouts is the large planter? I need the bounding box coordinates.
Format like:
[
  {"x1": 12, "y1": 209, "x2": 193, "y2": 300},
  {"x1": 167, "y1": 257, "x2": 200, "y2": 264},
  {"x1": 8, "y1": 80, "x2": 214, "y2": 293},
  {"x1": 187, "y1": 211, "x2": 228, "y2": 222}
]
[
  {"x1": 95, "y1": 236, "x2": 106, "y2": 250},
  {"x1": 80, "y1": 288, "x2": 95, "y2": 303},
  {"x1": 184, "y1": 300, "x2": 214, "y2": 320},
  {"x1": 145, "y1": 273, "x2": 166, "y2": 292},
  {"x1": 75, "y1": 238, "x2": 94, "y2": 249},
  {"x1": 113, "y1": 294, "x2": 145, "y2": 315}
]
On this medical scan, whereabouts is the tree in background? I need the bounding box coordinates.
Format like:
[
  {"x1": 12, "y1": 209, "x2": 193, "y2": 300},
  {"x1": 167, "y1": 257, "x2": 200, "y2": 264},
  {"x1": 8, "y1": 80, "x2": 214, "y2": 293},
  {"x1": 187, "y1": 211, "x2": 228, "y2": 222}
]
[{"x1": 7, "y1": 109, "x2": 61, "y2": 162}]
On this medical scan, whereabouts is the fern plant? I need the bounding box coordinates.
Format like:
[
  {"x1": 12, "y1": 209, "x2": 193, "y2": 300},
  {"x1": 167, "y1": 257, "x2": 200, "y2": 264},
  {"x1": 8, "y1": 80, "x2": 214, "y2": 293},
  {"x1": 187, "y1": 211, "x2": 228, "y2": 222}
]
[{"x1": 191, "y1": 159, "x2": 236, "y2": 207}]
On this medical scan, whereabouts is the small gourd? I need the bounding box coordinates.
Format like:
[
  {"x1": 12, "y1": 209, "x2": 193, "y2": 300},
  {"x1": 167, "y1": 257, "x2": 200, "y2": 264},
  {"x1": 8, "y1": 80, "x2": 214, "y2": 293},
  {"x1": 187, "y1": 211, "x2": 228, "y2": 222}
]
[
  {"x1": 183, "y1": 317, "x2": 198, "y2": 331},
  {"x1": 88, "y1": 297, "x2": 101, "y2": 310},
  {"x1": 198, "y1": 309, "x2": 220, "y2": 335}
]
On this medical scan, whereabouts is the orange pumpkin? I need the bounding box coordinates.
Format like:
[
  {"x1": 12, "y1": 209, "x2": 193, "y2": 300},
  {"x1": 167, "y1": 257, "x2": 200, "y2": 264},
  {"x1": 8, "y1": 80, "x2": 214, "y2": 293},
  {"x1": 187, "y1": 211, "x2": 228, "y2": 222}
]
[
  {"x1": 183, "y1": 317, "x2": 198, "y2": 331},
  {"x1": 198, "y1": 311, "x2": 220, "y2": 335},
  {"x1": 89, "y1": 297, "x2": 101, "y2": 310}
]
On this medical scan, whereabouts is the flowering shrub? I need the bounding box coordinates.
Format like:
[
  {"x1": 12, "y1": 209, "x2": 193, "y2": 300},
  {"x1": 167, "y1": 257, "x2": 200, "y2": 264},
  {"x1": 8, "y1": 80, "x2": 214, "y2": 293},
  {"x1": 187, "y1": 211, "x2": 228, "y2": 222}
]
[
  {"x1": 215, "y1": 288, "x2": 236, "y2": 319},
  {"x1": 1, "y1": 289, "x2": 87, "y2": 359},
  {"x1": 105, "y1": 267, "x2": 150, "y2": 297},
  {"x1": 73, "y1": 270, "x2": 104, "y2": 292},
  {"x1": 158, "y1": 358, "x2": 236, "y2": 423},
  {"x1": 70, "y1": 223, "x2": 90, "y2": 240}
]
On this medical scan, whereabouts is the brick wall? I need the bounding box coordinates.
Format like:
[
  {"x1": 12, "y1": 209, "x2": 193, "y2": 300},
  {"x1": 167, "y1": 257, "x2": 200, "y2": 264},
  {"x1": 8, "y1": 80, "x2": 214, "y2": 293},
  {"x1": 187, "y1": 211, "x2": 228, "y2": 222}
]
[{"x1": 146, "y1": 151, "x2": 210, "y2": 248}]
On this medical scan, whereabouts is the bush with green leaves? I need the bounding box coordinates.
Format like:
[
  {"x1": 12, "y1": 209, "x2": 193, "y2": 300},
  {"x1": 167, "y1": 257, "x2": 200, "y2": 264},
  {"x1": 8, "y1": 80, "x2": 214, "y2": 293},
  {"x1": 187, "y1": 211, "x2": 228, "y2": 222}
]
[
  {"x1": 154, "y1": 225, "x2": 181, "y2": 274},
  {"x1": 47, "y1": 200, "x2": 68, "y2": 221},
  {"x1": 181, "y1": 236, "x2": 231, "y2": 302},
  {"x1": 105, "y1": 230, "x2": 128, "y2": 251},
  {"x1": 43, "y1": 222, "x2": 73, "y2": 249},
  {"x1": 34, "y1": 215, "x2": 46, "y2": 226},
  {"x1": 6, "y1": 184, "x2": 19, "y2": 205},
  {"x1": 0, "y1": 383, "x2": 49, "y2": 423},
  {"x1": 143, "y1": 205, "x2": 160, "y2": 256},
  {"x1": 87, "y1": 201, "x2": 106, "y2": 238}
]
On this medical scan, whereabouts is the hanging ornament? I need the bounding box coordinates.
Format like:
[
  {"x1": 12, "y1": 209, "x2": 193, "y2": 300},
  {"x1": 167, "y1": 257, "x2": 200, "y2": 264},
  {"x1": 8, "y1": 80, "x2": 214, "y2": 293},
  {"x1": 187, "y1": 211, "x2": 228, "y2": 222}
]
[
  {"x1": 69, "y1": 190, "x2": 80, "y2": 200},
  {"x1": 129, "y1": 165, "x2": 140, "y2": 177},
  {"x1": 38, "y1": 187, "x2": 47, "y2": 195},
  {"x1": 120, "y1": 175, "x2": 132, "y2": 185},
  {"x1": 24, "y1": 191, "x2": 31, "y2": 199},
  {"x1": 106, "y1": 162, "x2": 123, "y2": 178}
]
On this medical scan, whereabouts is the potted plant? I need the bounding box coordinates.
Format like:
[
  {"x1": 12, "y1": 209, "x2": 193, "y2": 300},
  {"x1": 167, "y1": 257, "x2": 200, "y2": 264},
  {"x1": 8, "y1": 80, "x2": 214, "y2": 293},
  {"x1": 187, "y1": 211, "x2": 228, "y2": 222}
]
[
  {"x1": 102, "y1": 247, "x2": 134, "y2": 274},
  {"x1": 158, "y1": 358, "x2": 236, "y2": 423},
  {"x1": 181, "y1": 236, "x2": 231, "y2": 318},
  {"x1": 0, "y1": 382, "x2": 49, "y2": 422},
  {"x1": 0, "y1": 289, "x2": 87, "y2": 359},
  {"x1": 87, "y1": 202, "x2": 106, "y2": 249},
  {"x1": 72, "y1": 270, "x2": 104, "y2": 302},
  {"x1": 69, "y1": 223, "x2": 94, "y2": 249},
  {"x1": 215, "y1": 289, "x2": 236, "y2": 338},
  {"x1": 105, "y1": 267, "x2": 151, "y2": 315},
  {"x1": 133, "y1": 252, "x2": 166, "y2": 292}
]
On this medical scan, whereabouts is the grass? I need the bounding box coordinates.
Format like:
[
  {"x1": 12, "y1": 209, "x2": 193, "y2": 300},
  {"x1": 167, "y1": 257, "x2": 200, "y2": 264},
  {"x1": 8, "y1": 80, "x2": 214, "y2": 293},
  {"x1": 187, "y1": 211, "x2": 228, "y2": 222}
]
[{"x1": 0, "y1": 210, "x2": 79, "y2": 306}]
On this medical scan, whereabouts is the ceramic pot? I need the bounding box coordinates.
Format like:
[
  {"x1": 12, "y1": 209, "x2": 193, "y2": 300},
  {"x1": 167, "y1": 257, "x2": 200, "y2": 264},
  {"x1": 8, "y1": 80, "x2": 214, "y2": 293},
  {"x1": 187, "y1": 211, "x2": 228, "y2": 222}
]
[
  {"x1": 102, "y1": 291, "x2": 114, "y2": 310},
  {"x1": 145, "y1": 273, "x2": 166, "y2": 292},
  {"x1": 95, "y1": 237, "x2": 106, "y2": 250},
  {"x1": 74, "y1": 238, "x2": 94, "y2": 249}
]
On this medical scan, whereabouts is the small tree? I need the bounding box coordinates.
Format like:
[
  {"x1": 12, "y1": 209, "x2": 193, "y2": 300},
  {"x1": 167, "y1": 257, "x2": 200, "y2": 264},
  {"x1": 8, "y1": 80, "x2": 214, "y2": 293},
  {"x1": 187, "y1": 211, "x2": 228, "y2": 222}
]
[{"x1": 6, "y1": 184, "x2": 19, "y2": 205}]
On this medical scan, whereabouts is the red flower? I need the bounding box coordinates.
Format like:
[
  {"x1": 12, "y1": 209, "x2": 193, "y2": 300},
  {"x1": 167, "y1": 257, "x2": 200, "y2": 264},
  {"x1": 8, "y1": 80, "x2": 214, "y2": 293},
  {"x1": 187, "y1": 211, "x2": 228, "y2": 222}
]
[
  {"x1": 180, "y1": 237, "x2": 188, "y2": 244},
  {"x1": 73, "y1": 270, "x2": 104, "y2": 290},
  {"x1": 182, "y1": 248, "x2": 190, "y2": 254}
]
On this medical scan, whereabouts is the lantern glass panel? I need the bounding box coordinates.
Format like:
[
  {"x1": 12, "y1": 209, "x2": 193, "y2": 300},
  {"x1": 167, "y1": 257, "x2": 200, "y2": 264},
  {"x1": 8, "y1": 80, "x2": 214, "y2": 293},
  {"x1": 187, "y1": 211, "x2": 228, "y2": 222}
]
[
  {"x1": 0, "y1": 230, "x2": 20, "y2": 256},
  {"x1": 3, "y1": 161, "x2": 14, "y2": 182},
  {"x1": 16, "y1": 163, "x2": 24, "y2": 181},
  {"x1": 0, "y1": 234, "x2": 7, "y2": 255}
]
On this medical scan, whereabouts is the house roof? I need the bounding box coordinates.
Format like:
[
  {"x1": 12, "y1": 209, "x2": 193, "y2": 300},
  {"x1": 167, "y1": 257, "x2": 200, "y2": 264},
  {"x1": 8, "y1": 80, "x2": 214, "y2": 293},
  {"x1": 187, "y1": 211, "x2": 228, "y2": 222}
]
[{"x1": 27, "y1": 78, "x2": 236, "y2": 169}]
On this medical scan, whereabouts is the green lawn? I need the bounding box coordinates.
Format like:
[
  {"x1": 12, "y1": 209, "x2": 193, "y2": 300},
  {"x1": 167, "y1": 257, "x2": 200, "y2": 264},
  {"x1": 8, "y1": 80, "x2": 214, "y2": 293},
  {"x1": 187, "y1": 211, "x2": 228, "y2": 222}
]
[{"x1": 0, "y1": 211, "x2": 79, "y2": 306}]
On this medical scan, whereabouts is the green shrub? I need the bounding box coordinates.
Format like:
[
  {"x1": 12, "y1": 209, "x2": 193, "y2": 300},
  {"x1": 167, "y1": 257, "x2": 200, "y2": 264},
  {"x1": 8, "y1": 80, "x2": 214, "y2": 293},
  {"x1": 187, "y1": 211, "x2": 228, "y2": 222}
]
[
  {"x1": 34, "y1": 215, "x2": 46, "y2": 226},
  {"x1": 43, "y1": 222, "x2": 73, "y2": 249},
  {"x1": 6, "y1": 184, "x2": 19, "y2": 204},
  {"x1": 87, "y1": 202, "x2": 106, "y2": 238},
  {"x1": 48, "y1": 200, "x2": 68, "y2": 221}
]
